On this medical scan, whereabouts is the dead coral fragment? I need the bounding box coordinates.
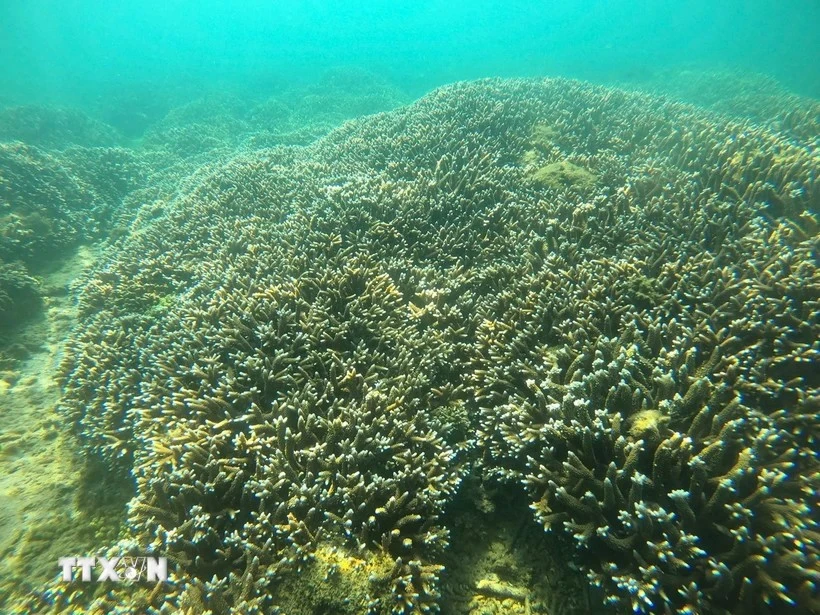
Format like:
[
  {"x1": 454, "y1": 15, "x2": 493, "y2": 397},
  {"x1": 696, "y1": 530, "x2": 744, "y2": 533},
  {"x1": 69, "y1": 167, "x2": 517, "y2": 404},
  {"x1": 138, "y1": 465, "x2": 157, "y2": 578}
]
[{"x1": 475, "y1": 578, "x2": 529, "y2": 602}]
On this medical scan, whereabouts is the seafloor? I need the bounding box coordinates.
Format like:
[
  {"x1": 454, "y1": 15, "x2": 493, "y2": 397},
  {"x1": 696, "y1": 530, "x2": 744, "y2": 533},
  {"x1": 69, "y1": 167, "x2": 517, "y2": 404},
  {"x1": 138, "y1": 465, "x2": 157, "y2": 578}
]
[{"x1": 0, "y1": 69, "x2": 817, "y2": 615}]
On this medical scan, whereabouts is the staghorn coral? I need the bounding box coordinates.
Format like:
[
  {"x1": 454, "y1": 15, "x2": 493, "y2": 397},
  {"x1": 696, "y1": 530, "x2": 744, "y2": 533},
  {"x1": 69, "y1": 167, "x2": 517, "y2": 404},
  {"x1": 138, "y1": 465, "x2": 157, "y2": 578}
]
[
  {"x1": 619, "y1": 69, "x2": 820, "y2": 150},
  {"x1": 0, "y1": 132, "x2": 149, "y2": 352},
  {"x1": 49, "y1": 77, "x2": 820, "y2": 614},
  {"x1": 1, "y1": 142, "x2": 99, "y2": 264},
  {"x1": 0, "y1": 141, "x2": 147, "y2": 264},
  {"x1": 0, "y1": 260, "x2": 40, "y2": 334},
  {"x1": 137, "y1": 68, "x2": 409, "y2": 159},
  {"x1": 141, "y1": 114, "x2": 251, "y2": 158},
  {"x1": 0, "y1": 104, "x2": 122, "y2": 149},
  {"x1": 0, "y1": 139, "x2": 146, "y2": 281}
]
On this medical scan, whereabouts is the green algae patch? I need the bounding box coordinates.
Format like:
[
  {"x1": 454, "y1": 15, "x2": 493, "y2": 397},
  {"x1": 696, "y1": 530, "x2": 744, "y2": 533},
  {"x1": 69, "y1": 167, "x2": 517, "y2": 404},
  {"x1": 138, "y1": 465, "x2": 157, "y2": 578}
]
[{"x1": 527, "y1": 160, "x2": 596, "y2": 191}]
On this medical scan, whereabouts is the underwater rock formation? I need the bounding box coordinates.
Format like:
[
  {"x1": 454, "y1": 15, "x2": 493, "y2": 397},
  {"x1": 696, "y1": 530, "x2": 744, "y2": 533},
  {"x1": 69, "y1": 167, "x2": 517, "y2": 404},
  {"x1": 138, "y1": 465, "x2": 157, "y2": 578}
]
[{"x1": 48, "y1": 77, "x2": 819, "y2": 614}]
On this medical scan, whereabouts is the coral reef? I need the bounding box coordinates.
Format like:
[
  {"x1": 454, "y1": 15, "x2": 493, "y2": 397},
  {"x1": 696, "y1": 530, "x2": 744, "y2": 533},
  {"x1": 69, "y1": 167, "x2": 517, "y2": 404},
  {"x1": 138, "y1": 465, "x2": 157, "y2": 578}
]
[
  {"x1": 0, "y1": 261, "x2": 40, "y2": 335},
  {"x1": 250, "y1": 67, "x2": 407, "y2": 147},
  {"x1": 0, "y1": 141, "x2": 147, "y2": 262},
  {"x1": 0, "y1": 140, "x2": 147, "y2": 339},
  {"x1": 277, "y1": 67, "x2": 408, "y2": 126},
  {"x1": 34, "y1": 76, "x2": 820, "y2": 614},
  {"x1": 140, "y1": 93, "x2": 252, "y2": 157},
  {"x1": 1, "y1": 142, "x2": 97, "y2": 265},
  {"x1": 139, "y1": 67, "x2": 409, "y2": 157},
  {"x1": 620, "y1": 69, "x2": 820, "y2": 148},
  {"x1": 87, "y1": 76, "x2": 222, "y2": 140},
  {"x1": 0, "y1": 105, "x2": 122, "y2": 149}
]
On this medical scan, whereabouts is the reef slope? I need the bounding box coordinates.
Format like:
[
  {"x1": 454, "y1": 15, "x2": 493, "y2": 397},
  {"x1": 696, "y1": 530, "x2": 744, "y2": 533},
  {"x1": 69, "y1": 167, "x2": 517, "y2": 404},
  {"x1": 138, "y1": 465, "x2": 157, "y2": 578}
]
[{"x1": 39, "y1": 78, "x2": 820, "y2": 614}]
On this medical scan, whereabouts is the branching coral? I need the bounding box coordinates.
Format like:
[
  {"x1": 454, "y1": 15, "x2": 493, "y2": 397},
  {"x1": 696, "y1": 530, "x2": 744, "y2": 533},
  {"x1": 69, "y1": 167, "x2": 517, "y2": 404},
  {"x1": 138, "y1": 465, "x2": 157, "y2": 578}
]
[
  {"x1": 620, "y1": 69, "x2": 820, "y2": 147},
  {"x1": 49, "y1": 77, "x2": 819, "y2": 614},
  {"x1": 0, "y1": 260, "x2": 40, "y2": 332},
  {"x1": 0, "y1": 105, "x2": 121, "y2": 149}
]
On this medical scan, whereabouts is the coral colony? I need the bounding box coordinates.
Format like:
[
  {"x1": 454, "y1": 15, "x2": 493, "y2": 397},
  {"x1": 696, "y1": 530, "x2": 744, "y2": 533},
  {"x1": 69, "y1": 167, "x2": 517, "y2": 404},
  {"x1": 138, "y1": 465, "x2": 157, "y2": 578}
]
[{"x1": 3, "y1": 76, "x2": 818, "y2": 613}]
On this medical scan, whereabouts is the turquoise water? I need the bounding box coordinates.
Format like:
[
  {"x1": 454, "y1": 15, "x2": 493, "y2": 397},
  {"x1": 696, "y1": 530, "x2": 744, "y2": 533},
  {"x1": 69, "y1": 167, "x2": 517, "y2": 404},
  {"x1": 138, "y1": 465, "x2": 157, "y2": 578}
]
[
  {"x1": 0, "y1": 3, "x2": 818, "y2": 615},
  {"x1": 3, "y1": 0, "x2": 820, "y2": 103}
]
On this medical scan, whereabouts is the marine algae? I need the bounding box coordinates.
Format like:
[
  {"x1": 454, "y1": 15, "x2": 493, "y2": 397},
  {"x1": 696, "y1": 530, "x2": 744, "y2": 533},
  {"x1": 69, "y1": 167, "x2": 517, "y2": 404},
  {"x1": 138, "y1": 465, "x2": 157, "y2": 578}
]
[{"x1": 527, "y1": 160, "x2": 597, "y2": 191}]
